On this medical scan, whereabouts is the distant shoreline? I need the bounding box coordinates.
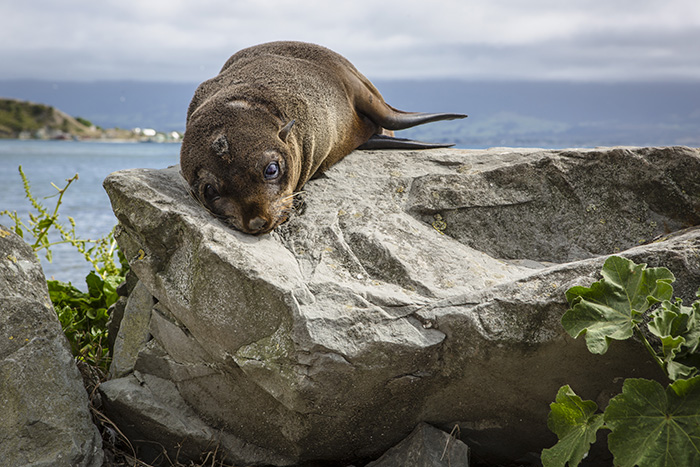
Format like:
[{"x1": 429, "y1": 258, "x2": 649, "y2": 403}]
[
  {"x1": 3, "y1": 79, "x2": 700, "y2": 148},
  {"x1": 0, "y1": 98, "x2": 181, "y2": 142}
]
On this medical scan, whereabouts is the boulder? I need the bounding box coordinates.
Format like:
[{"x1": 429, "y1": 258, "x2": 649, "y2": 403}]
[
  {"x1": 101, "y1": 146, "x2": 700, "y2": 465},
  {"x1": 365, "y1": 423, "x2": 470, "y2": 466},
  {"x1": 0, "y1": 224, "x2": 103, "y2": 466}
]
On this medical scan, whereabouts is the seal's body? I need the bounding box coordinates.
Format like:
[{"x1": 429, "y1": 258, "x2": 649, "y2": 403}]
[{"x1": 180, "y1": 41, "x2": 466, "y2": 235}]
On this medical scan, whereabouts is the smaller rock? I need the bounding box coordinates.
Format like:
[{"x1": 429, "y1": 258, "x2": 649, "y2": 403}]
[
  {"x1": 108, "y1": 280, "x2": 154, "y2": 379},
  {"x1": 366, "y1": 423, "x2": 470, "y2": 467},
  {"x1": 116, "y1": 269, "x2": 139, "y2": 298},
  {"x1": 106, "y1": 295, "x2": 127, "y2": 355},
  {"x1": 108, "y1": 268, "x2": 140, "y2": 355},
  {"x1": 0, "y1": 224, "x2": 103, "y2": 466},
  {"x1": 99, "y1": 368, "x2": 296, "y2": 466}
]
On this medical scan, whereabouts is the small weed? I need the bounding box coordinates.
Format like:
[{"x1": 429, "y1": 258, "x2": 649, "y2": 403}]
[{"x1": 1, "y1": 166, "x2": 128, "y2": 371}]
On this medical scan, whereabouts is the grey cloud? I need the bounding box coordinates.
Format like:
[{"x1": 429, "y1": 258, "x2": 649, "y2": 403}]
[{"x1": 1, "y1": 0, "x2": 699, "y2": 82}]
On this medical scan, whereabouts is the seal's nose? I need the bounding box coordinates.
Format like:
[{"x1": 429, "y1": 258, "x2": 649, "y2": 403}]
[{"x1": 247, "y1": 216, "x2": 268, "y2": 233}]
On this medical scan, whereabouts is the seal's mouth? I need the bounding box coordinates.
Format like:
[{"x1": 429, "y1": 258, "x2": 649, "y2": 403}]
[
  {"x1": 235, "y1": 191, "x2": 302, "y2": 235},
  {"x1": 226, "y1": 211, "x2": 289, "y2": 235},
  {"x1": 187, "y1": 182, "x2": 301, "y2": 235}
]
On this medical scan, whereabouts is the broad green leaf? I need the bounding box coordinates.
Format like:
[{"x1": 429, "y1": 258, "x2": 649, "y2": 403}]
[
  {"x1": 667, "y1": 360, "x2": 698, "y2": 382},
  {"x1": 562, "y1": 256, "x2": 674, "y2": 354},
  {"x1": 47, "y1": 280, "x2": 86, "y2": 303},
  {"x1": 541, "y1": 385, "x2": 605, "y2": 467},
  {"x1": 86, "y1": 271, "x2": 104, "y2": 299},
  {"x1": 600, "y1": 256, "x2": 674, "y2": 311},
  {"x1": 692, "y1": 301, "x2": 700, "y2": 350},
  {"x1": 658, "y1": 334, "x2": 687, "y2": 362},
  {"x1": 102, "y1": 274, "x2": 122, "y2": 307},
  {"x1": 649, "y1": 300, "x2": 692, "y2": 339},
  {"x1": 649, "y1": 299, "x2": 700, "y2": 381},
  {"x1": 649, "y1": 299, "x2": 700, "y2": 347},
  {"x1": 605, "y1": 376, "x2": 700, "y2": 467}
]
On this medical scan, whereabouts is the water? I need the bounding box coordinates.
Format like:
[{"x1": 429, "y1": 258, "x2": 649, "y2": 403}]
[{"x1": 0, "y1": 140, "x2": 180, "y2": 288}]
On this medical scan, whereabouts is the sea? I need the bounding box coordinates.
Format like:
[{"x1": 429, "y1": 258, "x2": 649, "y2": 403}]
[{"x1": 0, "y1": 140, "x2": 180, "y2": 289}]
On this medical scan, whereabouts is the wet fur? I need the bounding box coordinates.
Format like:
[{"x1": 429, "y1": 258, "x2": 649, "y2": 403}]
[{"x1": 180, "y1": 41, "x2": 466, "y2": 235}]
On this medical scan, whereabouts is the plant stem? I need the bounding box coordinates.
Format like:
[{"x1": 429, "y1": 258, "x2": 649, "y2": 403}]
[
  {"x1": 633, "y1": 322, "x2": 667, "y2": 379},
  {"x1": 30, "y1": 173, "x2": 78, "y2": 250}
]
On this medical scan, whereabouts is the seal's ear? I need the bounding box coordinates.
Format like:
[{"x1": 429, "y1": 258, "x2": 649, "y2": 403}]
[
  {"x1": 212, "y1": 135, "x2": 229, "y2": 156},
  {"x1": 279, "y1": 119, "x2": 295, "y2": 142}
]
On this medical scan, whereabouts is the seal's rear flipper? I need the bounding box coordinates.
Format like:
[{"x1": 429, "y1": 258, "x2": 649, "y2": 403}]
[
  {"x1": 357, "y1": 134, "x2": 457, "y2": 150},
  {"x1": 379, "y1": 111, "x2": 468, "y2": 131}
]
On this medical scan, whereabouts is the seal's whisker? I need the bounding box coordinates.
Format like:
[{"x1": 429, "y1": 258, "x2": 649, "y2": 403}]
[
  {"x1": 177, "y1": 172, "x2": 204, "y2": 208},
  {"x1": 188, "y1": 189, "x2": 208, "y2": 210},
  {"x1": 280, "y1": 191, "x2": 306, "y2": 203},
  {"x1": 288, "y1": 203, "x2": 304, "y2": 215},
  {"x1": 178, "y1": 170, "x2": 196, "y2": 196}
]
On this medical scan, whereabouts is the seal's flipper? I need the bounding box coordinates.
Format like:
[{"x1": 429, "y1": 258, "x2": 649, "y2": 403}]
[
  {"x1": 357, "y1": 134, "x2": 456, "y2": 150},
  {"x1": 351, "y1": 76, "x2": 468, "y2": 131},
  {"x1": 377, "y1": 109, "x2": 468, "y2": 131}
]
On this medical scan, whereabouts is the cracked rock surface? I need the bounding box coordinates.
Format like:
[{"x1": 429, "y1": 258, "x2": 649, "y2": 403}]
[
  {"x1": 0, "y1": 224, "x2": 103, "y2": 467},
  {"x1": 100, "y1": 146, "x2": 700, "y2": 465}
]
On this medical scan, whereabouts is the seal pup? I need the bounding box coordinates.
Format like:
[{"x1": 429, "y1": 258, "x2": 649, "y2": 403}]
[{"x1": 180, "y1": 41, "x2": 467, "y2": 235}]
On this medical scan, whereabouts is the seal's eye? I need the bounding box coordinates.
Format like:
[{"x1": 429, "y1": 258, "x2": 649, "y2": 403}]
[
  {"x1": 264, "y1": 161, "x2": 280, "y2": 180},
  {"x1": 203, "y1": 184, "x2": 220, "y2": 203}
]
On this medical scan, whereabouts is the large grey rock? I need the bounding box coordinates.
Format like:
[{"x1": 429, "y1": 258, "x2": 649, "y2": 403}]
[
  {"x1": 102, "y1": 146, "x2": 700, "y2": 465},
  {"x1": 365, "y1": 423, "x2": 470, "y2": 466},
  {"x1": 0, "y1": 224, "x2": 103, "y2": 466}
]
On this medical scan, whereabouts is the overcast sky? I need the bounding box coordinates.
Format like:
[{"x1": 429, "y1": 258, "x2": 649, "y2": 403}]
[{"x1": 2, "y1": 0, "x2": 699, "y2": 83}]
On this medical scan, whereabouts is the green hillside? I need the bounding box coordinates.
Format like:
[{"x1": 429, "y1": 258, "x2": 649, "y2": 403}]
[{"x1": 0, "y1": 99, "x2": 98, "y2": 139}]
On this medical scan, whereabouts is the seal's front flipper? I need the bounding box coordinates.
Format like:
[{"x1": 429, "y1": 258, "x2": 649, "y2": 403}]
[{"x1": 357, "y1": 134, "x2": 456, "y2": 150}]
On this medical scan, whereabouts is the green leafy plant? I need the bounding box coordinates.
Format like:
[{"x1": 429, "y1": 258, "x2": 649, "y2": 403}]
[
  {"x1": 542, "y1": 256, "x2": 700, "y2": 466},
  {"x1": 49, "y1": 267, "x2": 126, "y2": 371},
  {"x1": 1, "y1": 166, "x2": 127, "y2": 371},
  {"x1": 2, "y1": 166, "x2": 123, "y2": 277},
  {"x1": 541, "y1": 386, "x2": 604, "y2": 466}
]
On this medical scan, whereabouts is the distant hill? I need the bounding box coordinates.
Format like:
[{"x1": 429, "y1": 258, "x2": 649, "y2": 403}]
[
  {"x1": 0, "y1": 98, "x2": 181, "y2": 141},
  {"x1": 0, "y1": 98, "x2": 153, "y2": 140},
  {"x1": 1, "y1": 79, "x2": 698, "y2": 148},
  {"x1": 0, "y1": 98, "x2": 100, "y2": 139},
  {"x1": 0, "y1": 80, "x2": 196, "y2": 133}
]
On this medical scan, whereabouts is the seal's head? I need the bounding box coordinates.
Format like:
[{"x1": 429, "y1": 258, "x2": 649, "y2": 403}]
[{"x1": 180, "y1": 101, "x2": 299, "y2": 235}]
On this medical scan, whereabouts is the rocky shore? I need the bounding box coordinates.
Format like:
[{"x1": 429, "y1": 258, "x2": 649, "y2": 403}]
[{"x1": 2, "y1": 145, "x2": 699, "y2": 466}]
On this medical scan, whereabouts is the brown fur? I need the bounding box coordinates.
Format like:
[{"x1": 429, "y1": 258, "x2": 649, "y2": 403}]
[{"x1": 180, "y1": 41, "x2": 465, "y2": 235}]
